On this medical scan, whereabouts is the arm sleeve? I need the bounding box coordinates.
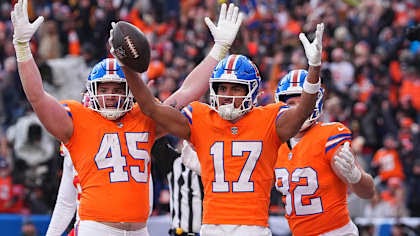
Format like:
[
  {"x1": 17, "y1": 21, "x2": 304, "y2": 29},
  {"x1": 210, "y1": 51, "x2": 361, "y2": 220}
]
[{"x1": 46, "y1": 155, "x2": 77, "y2": 236}]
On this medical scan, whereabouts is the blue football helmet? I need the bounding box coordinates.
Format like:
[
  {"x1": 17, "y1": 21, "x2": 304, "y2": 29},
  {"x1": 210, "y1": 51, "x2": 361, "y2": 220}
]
[
  {"x1": 275, "y1": 69, "x2": 324, "y2": 130},
  {"x1": 209, "y1": 54, "x2": 261, "y2": 120},
  {"x1": 86, "y1": 58, "x2": 134, "y2": 120}
]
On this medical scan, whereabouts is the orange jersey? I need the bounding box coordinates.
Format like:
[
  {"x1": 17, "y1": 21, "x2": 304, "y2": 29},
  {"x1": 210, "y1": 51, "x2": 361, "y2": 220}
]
[
  {"x1": 62, "y1": 100, "x2": 156, "y2": 222},
  {"x1": 372, "y1": 148, "x2": 405, "y2": 181},
  {"x1": 182, "y1": 101, "x2": 287, "y2": 226},
  {"x1": 274, "y1": 122, "x2": 352, "y2": 235}
]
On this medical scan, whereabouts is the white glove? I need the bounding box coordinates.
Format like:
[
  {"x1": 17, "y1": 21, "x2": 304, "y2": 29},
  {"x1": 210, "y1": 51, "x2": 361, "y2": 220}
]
[
  {"x1": 299, "y1": 23, "x2": 324, "y2": 66},
  {"x1": 205, "y1": 3, "x2": 244, "y2": 61},
  {"x1": 333, "y1": 142, "x2": 362, "y2": 184},
  {"x1": 180, "y1": 140, "x2": 201, "y2": 175},
  {"x1": 11, "y1": 0, "x2": 44, "y2": 62}
]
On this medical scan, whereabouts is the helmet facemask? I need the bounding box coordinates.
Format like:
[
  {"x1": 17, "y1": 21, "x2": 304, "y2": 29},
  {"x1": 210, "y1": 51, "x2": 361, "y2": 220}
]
[
  {"x1": 210, "y1": 76, "x2": 259, "y2": 121},
  {"x1": 300, "y1": 90, "x2": 323, "y2": 131}
]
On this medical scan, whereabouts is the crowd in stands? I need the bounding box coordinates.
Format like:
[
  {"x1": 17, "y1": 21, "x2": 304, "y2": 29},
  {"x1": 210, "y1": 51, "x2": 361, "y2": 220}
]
[{"x1": 0, "y1": 0, "x2": 419, "y2": 233}]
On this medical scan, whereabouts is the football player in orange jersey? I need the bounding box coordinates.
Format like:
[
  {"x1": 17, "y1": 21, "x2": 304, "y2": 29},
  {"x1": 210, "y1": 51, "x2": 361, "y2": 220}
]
[
  {"x1": 116, "y1": 20, "x2": 325, "y2": 235},
  {"x1": 273, "y1": 69, "x2": 375, "y2": 236},
  {"x1": 46, "y1": 143, "x2": 156, "y2": 236},
  {"x1": 11, "y1": 0, "x2": 243, "y2": 234}
]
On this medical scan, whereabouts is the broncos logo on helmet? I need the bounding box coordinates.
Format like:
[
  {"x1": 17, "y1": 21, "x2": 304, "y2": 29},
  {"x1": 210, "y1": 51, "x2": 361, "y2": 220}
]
[
  {"x1": 275, "y1": 69, "x2": 324, "y2": 131},
  {"x1": 209, "y1": 54, "x2": 261, "y2": 120},
  {"x1": 86, "y1": 58, "x2": 134, "y2": 120}
]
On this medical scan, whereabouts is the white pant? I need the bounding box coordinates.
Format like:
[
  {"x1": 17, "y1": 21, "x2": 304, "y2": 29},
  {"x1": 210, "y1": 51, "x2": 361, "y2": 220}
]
[
  {"x1": 77, "y1": 220, "x2": 150, "y2": 236},
  {"x1": 200, "y1": 224, "x2": 272, "y2": 236},
  {"x1": 320, "y1": 221, "x2": 359, "y2": 236}
]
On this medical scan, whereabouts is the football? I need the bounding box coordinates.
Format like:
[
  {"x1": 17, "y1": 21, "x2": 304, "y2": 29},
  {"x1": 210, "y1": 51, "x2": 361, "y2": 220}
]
[{"x1": 110, "y1": 21, "x2": 151, "y2": 73}]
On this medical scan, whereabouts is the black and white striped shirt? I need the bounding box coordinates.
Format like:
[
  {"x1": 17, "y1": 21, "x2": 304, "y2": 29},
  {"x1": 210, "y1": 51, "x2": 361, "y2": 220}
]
[
  {"x1": 167, "y1": 158, "x2": 203, "y2": 234},
  {"x1": 151, "y1": 137, "x2": 203, "y2": 235}
]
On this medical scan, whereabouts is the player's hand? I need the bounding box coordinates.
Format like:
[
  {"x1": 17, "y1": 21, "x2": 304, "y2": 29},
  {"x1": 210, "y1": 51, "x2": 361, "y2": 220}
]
[
  {"x1": 180, "y1": 140, "x2": 201, "y2": 175},
  {"x1": 205, "y1": 3, "x2": 243, "y2": 48},
  {"x1": 205, "y1": 3, "x2": 243, "y2": 61},
  {"x1": 11, "y1": 0, "x2": 44, "y2": 45},
  {"x1": 333, "y1": 142, "x2": 362, "y2": 184},
  {"x1": 299, "y1": 23, "x2": 324, "y2": 67}
]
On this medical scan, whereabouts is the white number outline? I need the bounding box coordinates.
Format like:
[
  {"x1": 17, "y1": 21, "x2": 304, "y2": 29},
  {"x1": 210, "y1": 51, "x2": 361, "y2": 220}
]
[
  {"x1": 94, "y1": 132, "x2": 150, "y2": 183},
  {"x1": 211, "y1": 141, "x2": 262, "y2": 192},
  {"x1": 275, "y1": 167, "x2": 323, "y2": 216}
]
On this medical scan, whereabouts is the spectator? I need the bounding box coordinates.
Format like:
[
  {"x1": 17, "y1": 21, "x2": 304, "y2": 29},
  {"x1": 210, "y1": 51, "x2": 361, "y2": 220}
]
[
  {"x1": 6, "y1": 111, "x2": 57, "y2": 186},
  {"x1": 326, "y1": 47, "x2": 355, "y2": 96},
  {"x1": 399, "y1": 67, "x2": 420, "y2": 112},
  {"x1": 21, "y1": 221, "x2": 38, "y2": 236},
  {"x1": 380, "y1": 177, "x2": 409, "y2": 217},
  {"x1": 371, "y1": 134, "x2": 405, "y2": 189},
  {"x1": 38, "y1": 21, "x2": 62, "y2": 60},
  {"x1": 407, "y1": 159, "x2": 420, "y2": 217},
  {"x1": 398, "y1": 117, "x2": 419, "y2": 178},
  {"x1": 0, "y1": 157, "x2": 24, "y2": 213},
  {"x1": 363, "y1": 189, "x2": 396, "y2": 218}
]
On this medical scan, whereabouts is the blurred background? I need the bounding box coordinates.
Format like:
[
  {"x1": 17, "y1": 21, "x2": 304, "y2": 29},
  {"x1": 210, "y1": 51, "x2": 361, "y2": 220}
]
[{"x1": 0, "y1": 0, "x2": 419, "y2": 235}]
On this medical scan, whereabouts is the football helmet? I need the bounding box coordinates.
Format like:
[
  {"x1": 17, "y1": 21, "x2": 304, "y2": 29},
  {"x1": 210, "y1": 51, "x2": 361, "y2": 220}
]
[
  {"x1": 209, "y1": 54, "x2": 261, "y2": 120},
  {"x1": 86, "y1": 58, "x2": 134, "y2": 120},
  {"x1": 275, "y1": 69, "x2": 324, "y2": 131}
]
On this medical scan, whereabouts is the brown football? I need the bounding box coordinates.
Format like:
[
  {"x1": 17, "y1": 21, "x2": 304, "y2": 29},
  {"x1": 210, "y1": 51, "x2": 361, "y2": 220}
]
[{"x1": 110, "y1": 21, "x2": 150, "y2": 73}]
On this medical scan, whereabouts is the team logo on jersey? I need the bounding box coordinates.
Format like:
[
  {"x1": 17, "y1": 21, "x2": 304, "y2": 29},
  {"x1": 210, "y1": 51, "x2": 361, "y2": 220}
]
[{"x1": 231, "y1": 126, "x2": 238, "y2": 135}]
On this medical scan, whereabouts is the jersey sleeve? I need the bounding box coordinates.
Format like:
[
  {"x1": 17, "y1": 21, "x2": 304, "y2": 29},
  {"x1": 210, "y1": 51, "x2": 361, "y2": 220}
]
[
  {"x1": 181, "y1": 103, "x2": 193, "y2": 125},
  {"x1": 324, "y1": 123, "x2": 352, "y2": 162},
  {"x1": 275, "y1": 101, "x2": 290, "y2": 121},
  {"x1": 60, "y1": 100, "x2": 84, "y2": 120}
]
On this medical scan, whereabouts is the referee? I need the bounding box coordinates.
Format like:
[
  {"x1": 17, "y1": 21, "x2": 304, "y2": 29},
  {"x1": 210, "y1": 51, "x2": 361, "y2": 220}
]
[{"x1": 152, "y1": 136, "x2": 203, "y2": 236}]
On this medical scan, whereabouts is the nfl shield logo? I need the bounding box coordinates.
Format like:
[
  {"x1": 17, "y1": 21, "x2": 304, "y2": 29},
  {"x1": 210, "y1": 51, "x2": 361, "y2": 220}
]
[
  {"x1": 231, "y1": 127, "x2": 238, "y2": 135},
  {"x1": 288, "y1": 152, "x2": 293, "y2": 160}
]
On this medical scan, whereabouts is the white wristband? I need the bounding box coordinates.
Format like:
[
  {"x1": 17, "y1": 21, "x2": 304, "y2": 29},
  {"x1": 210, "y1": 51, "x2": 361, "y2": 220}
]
[
  {"x1": 308, "y1": 60, "x2": 321, "y2": 67},
  {"x1": 303, "y1": 79, "x2": 321, "y2": 94},
  {"x1": 209, "y1": 43, "x2": 229, "y2": 61},
  {"x1": 14, "y1": 42, "x2": 33, "y2": 62}
]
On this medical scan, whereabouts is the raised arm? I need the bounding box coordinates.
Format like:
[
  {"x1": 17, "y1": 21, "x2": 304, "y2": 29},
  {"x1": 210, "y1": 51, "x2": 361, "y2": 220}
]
[
  {"x1": 121, "y1": 67, "x2": 191, "y2": 140},
  {"x1": 11, "y1": 0, "x2": 73, "y2": 142},
  {"x1": 276, "y1": 23, "x2": 324, "y2": 142},
  {"x1": 164, "y1": 3, "x2": 243, "y2": 109}
]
